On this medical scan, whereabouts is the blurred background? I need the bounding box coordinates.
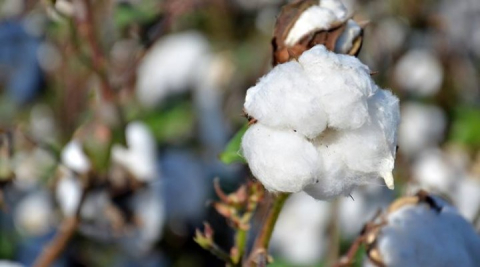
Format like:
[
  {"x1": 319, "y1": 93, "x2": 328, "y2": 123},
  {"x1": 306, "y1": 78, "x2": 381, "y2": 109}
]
[{"x1": 0, "y1": 0, "x2": 479, "y2": 266}]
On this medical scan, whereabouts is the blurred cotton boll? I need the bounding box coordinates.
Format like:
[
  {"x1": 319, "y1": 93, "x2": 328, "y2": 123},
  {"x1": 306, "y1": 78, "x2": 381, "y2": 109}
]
[
  {"x1": 367, "y1": 195, "x2": 480, "y2": 267},
  {"x1": 136, "y1": 31, "x2": 211, "y2": 108},
  {"x1": 12, "y1": 148, "x2": 56, "y2": 190},
  {"x1": 394, "y1": 50, "x2": 444, "y2": 96},
  {"x1": 14, "y1": 191, "x2": 54, "y2": 236},
  {"x1": 61, "y1": 140, "x2": 91, "y2": 174},
  {"x1": 112, "y1": 121, "x2": 158, "y2": 182},
  {"x1": 411, "y1": 148, "x2": 457, "y2": 194},
  {"x1": 270, "y1": 192, "x2": 330, "y2": 265},
  {"x1": 399, "y1": 103, "x2": 446, "y2": 158}
]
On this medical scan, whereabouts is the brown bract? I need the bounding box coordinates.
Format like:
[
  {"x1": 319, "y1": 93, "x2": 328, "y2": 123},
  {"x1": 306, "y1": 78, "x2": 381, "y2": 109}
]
[{"x1": 272, "y1": 0, "x2": 364, "y2": 66}]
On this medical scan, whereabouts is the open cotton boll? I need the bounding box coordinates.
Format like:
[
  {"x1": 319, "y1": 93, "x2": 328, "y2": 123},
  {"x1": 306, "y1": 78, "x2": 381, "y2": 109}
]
[
  {"x1": 374, "y1": 197, "x2": 480, "y2": 267},
  {"x1": 112, "y1": 121, "x2": 158, "y2": 182},
  {"x1": 271, "y1": 192, "x2": 330, "y2": 265},
  {"x1": 285, "y1": 0, "x2": 347, "y2": 46},
  {"x1": 61, "y1": 140, "x2": 91, "y2": 174},
  {"x1": 394, "y1": 50, "x2": 443, "y2": 96},
  {"x1": 241, "y1": 124, "x2": 320, "y2": 192},
  {"x1": 244, "y1": 61, "x2": 328, "y2": 138}
]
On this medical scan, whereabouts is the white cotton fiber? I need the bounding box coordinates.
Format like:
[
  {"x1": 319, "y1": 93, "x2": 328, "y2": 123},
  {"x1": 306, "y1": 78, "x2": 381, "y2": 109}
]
[
  {"x1": 112, "y1": 121, "x2": 158, "y2": 182},
  {"x1": 244, "y1": 61, "x2": 328, "y2": 138},
  {"x1": 335, "y1": 19, "x2": 363, "y2": 54},
  {"x1": 377, "y1": 197, "x2": 480, "y2": 267},
  {"x1": 285, "y1": 0, "x2": 348, "y2": 46},
  {"x1": 241, "y1": 124, "x2": 321, "y2": 192},
  {"x1": 56, "y1": 172, "x2": 82, "y2": 217},
  {"x1": 61, "y1": 140, "x2": 91, "y2": 174},
  {"x1": 299, "y1": 46, "x2": 377, "y2": 129}
]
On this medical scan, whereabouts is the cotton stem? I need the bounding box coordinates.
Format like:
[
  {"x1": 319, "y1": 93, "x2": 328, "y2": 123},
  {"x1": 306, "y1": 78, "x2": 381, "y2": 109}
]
[{"x1": 246, "y1": 192, "x2": 290, "y2": 266}]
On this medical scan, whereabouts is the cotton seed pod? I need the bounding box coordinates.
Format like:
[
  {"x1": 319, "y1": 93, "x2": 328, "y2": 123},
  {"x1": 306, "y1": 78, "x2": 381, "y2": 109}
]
[
  {"x1": 363, "y1": 191, "x2": 480, "y2": 267},
  {"x1": 272, "y1": 0, "x2": 364, "y2": 65}
]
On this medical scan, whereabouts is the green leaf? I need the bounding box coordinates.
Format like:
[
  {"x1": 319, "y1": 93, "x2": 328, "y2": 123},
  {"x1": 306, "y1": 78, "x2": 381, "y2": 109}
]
[
  {"x1": 142, "y1": 102, "x2": 195, "y2": 144},
  {"x1": 449, "y1": 106, "x2": 480, "y2": 149},
  {"x1": 219, "y1": 124, "x2": 248, "y2": 164}
]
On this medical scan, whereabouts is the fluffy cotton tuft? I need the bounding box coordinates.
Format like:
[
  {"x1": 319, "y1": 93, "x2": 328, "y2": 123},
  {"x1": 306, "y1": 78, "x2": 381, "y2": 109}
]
[
  {"x1": 112, "y1": 121, "x2": 158, "y2": 182},
  {"x1": 285, "y1": 0, "x2": 348, "y2": 46},
  {"x1": 242, "y1": 45, "x2": 400, "y2": 199},
  {"x1": 375, "y1": 197, "x2": 480, "y2": 267},
  {"x1": 241, "y1": 124, "x2": 320, "y2": 192},
  {"x1": 61, "y1": 140, "x2": 91, "y2": 174}
]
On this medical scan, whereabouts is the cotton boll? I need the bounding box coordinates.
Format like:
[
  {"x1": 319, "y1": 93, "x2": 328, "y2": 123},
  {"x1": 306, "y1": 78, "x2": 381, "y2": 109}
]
[
  {"x1": 374, "y1": 197, "x2": 480, "y2": 267},
  {"x1": 242, "y1": 124, "x2": 321, "y2": 192},
  {"x1": 399, "y1": 103, "x2": 446, "y2": 157},
  {"x1": 14, "y1": 192, "x2": 53, "y2": 236},
  {"x1": 136, "y1": 32, "x2": 210, "y2": 108},
  {"x1": 271, "y1": 192, "x2": 330, "y2": 265},
  {"x1": 61, "y1": 140, "x2": 91, "y2": 174},
  {"x1": 412, "y1": 149, "x2": 456, "y2": 194},
  {"x1": 244, "y1": 61, "x2": 328, "y2": 138},
  {"x1": 394, "y1": 50, "x2": 444, "y2": 96},
  {"x1": 56, "y1": 172, "x2": 82, "y2": 217},
  {"x1": 112, "y1": 121, "x2": 158, "y2": 182},
  {"x1": 285, "y1": 0, "x2": 348, "y2": 46}
]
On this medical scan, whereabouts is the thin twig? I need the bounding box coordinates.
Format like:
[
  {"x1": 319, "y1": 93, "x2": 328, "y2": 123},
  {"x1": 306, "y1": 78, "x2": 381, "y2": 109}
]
[
  {"x1": 33, "y1": 188, "x2": 88, "y2": 267},
  {"x1": 73, "y1": 0, "x2": 114, "y2": 101}
]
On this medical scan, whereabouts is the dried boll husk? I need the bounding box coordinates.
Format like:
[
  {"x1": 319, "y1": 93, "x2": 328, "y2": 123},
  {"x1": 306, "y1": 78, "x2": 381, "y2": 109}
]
[{"x1": 272, "y1": 0, "x2": 364, "y2": 66}]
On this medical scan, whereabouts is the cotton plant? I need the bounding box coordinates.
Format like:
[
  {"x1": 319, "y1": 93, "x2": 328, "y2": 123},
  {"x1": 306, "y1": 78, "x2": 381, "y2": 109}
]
[{"x1": 197, "y1": 0, "x2": 400, "y2": 265}]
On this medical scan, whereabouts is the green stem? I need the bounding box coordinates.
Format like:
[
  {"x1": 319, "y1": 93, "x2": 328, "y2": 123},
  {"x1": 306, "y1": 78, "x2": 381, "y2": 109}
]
[
  {"x1": 247, "y1": 192, "x2": 290, "y2": 265},
  {"x1": 234, "y1": 228, "x2": 248, "y2": 265}
]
